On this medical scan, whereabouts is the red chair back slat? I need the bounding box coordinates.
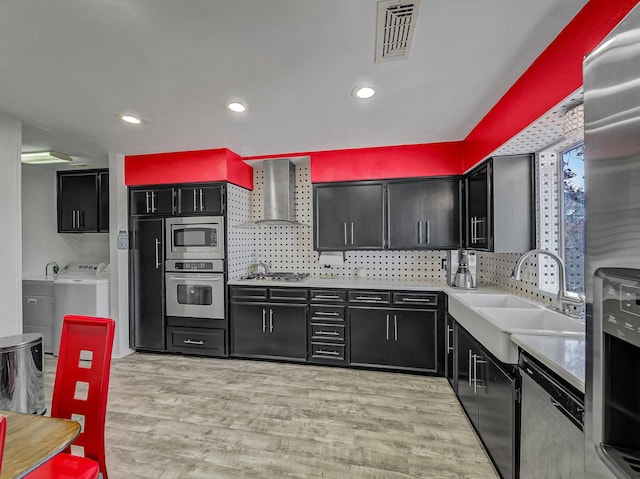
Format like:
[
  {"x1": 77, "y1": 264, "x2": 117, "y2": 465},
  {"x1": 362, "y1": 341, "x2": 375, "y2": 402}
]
[{"x1": 0, "y1": 415, "x2": 6, "y2": 474}]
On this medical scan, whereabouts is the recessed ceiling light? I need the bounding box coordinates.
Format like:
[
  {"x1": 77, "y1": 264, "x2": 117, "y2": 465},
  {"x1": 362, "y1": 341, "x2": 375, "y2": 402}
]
[
  {"x1": 352, "y1": 86, "x2": 376, "y2": 99},
  {"x1": 21, "y1": 151, "x2": 73, "y2": 164},
  {"x1": 227, "y1": 102, "x2": 247, "y2": 113},
  {"x1": 120, "y1": 115, "x2": 143, "y2": 124}
]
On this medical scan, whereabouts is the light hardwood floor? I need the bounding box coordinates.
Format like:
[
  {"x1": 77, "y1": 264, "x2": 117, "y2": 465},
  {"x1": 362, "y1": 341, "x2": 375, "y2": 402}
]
[{"x1": 44, "y1": 353, "x2": 499, "y2": 479}]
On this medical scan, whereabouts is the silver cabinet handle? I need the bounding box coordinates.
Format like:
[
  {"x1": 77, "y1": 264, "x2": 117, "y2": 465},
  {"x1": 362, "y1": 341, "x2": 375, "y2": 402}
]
[
  {"x1": 426, "y1": 220, "x2": 430, "y2": 244},
  {"x1": 314, "y1": 311, "x2": 339, "y2": 317},
  {"x1": 262, "y1": 308, "x2": 266, "y2": 332},
  {"x1": 386, "y1": 314, "x2": 390, "y2": 341},
  {"x1": 394, "y1": 315, "x2": 398, "y2": 341},
  {"x1": 317, "y1": 349, "x2": 340, "y2": 356},
  {"x1": 468, "y1": 349, "x2": 473, "y2": 386},
  {"x1": 183, "y1": 339, "x2": 205, "y2": 345},
  {"x1": 151, "y1": 192, "x2": 157, "y2": 213},
  {"x1": 193, "y1": 190, "x2": 197, "y2": 211},
  {"x1": 418, "y1": 221, "x2": 422, "y2": 244},
  {"x1": 71, "y1": 210, "x2": 75, "y2": 229},
  {"x1": 26, "y1": 298, "x2": 38, "y2": 304},
  {"x1": 269, "y1": 309, "x2": 273, "y2": 332},
  {"x1": 199, "y1": 189, "x2": 204, "y2": 211},
  {"x1": 447, "y1": 325, "x2": 454, "y2": 353},
  {"x1": 350, "y1": 222, "x2": 354, "y2": 245},
  {"x1": 343, "y1": 222, "x2": 348, "y2": 245},
  {"x1": 316, "y1": 330, "x2": 340, "y2": 336},
  {"x1": 355, "y1": 296, "x2": 383, "y2": 301},
  {"x1": 315, "y1": 295, "x2": 340, "y2": 300},
  {"x1": 145, "y1": 192, "x2": 151, "y2": 213},
  {"x1": 473, "y1": 356, "x2": 487, "y2": 393},
  {"x1": 398, "y1": 297, "x2": 432, "y2": 303},
  {"x1": 154, "y1": 238, "x2": 161, "y2": 269}
]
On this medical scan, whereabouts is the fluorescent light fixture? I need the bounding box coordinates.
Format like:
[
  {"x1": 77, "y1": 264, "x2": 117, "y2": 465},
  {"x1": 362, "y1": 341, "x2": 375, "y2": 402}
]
[
  {"x1": 352, "y1": 86, "x2": 376, "y2": 99},
  {"x1": 227, "y1": 102, "x2": 246, "y2": 113},
  {"x1": 21, "y1": 151, "x2": 73, "y2": 164},
  {"x1": 120, "y1": 114, "x2": 143, "y2": 124}
]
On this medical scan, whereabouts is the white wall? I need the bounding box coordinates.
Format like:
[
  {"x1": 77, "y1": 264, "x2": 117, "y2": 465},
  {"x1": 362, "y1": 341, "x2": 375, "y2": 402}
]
[
  {"x1": 21, "y1": 166, "x2": 109, "y2": 277},
  {"x1": 0, "y1": 113, "x2": 22, "y2": 337}
]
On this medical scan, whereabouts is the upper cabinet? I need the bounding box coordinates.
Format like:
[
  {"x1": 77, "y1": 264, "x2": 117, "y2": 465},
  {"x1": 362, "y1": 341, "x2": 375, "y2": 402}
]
[
  {"x1": 314, "y1": 183, "x2": 385, "y2": 250},
  {"x1": 130, "y1": 187, "x2": 175, "y2": 216},
  {"x1": 57, "y1": 169, "x2": 109, "y2": 233},
  {"x1": 464, "y1": 154, "x2": 534, "y2": 253},
  {"x1": 176, "y1": 184, "x2": 225, "y2": 215},
  {"x1": 387, "y1": 178, "x2": 461, "y2": 250}
]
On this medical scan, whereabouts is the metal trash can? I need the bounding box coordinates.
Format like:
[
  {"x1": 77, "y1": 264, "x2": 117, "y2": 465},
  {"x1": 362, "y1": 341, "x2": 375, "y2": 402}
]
[{"x1": 0, "y1": 333, "x2": 45, "y2": 414}]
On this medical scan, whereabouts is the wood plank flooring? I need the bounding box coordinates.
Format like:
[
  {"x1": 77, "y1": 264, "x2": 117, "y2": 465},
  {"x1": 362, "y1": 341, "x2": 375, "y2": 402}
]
[{"x1": 44, "y1": 353, "x2": 499, "y2": 479}]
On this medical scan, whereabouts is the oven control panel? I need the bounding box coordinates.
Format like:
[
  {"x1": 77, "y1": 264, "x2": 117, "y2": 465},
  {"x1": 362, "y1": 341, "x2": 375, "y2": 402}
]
[
  {"x1": 601, "y1": 269, "x2": 640, "y2": 348},
  {"x1": 165, "y1": 259, "x2": 224, "y2": 273}
]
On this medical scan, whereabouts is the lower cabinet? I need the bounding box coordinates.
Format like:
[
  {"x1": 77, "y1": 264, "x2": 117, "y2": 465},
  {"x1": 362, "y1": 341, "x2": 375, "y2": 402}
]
[
  {"x1": 167, "y1": 327, "x2": 226, "y2": 356},
  {"x1": 455, "y1": 322, "x2": 519, "y2": 479},
  {"x1": 231, "y1": 291, "x2": 307, "y2": 361}
]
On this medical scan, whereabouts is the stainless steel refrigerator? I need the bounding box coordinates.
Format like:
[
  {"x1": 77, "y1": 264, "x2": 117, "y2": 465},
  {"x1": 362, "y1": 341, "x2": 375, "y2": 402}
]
[{"x1": 584, "y1": 4, "x2": 640, "y2": 478}]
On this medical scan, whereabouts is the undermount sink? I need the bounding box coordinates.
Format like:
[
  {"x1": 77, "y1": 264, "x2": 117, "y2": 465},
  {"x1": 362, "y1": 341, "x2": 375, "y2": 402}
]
[
  {"x1": 457, "y1": 293, "x2": 540, "y2": 309},
  {"x1": 476, "y1": 307, "x2": 585, "y2": 335}
]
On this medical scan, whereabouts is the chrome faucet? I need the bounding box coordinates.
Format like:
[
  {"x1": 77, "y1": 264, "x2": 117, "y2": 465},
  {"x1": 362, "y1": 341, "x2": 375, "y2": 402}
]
[
  {"x1": 45, "y1": 261, "x2": 59, "y2": 276},
  {"x1": 511, "y1": 249, "x2": 584, "y2": 316}
]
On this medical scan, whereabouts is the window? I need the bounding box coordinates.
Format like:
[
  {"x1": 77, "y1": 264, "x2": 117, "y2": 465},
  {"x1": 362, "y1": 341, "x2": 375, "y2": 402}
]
[{"x1": 537, "y1": 142, "x2": 585, "y2": 295}]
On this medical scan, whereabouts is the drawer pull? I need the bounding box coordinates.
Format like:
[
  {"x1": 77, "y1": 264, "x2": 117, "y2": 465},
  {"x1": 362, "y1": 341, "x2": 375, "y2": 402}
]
[
  {"x1": 314, "y1": 295, "x2": 340, "y2": 300},
  {"x1": 314, "y1": 311, "x2": 339, "y2": 316},
  {"x1": 183, "y1": 339, "x2": 205, "y2": 345},
  {"x1": 316, "y1": 330, "x2": 339, "y2": 336},
  {"x1": 355, "y1": 296, "x2": 384, "y2": 301},
  {"x1": 26, "y1": 298, "x2": 38, "y2": 304},
  {"x1": 398, "y1": 297, "x2": 433, "y2": 303},
  {"x1": 316, "y1": 349, "x2": 340, "y2": 356}
]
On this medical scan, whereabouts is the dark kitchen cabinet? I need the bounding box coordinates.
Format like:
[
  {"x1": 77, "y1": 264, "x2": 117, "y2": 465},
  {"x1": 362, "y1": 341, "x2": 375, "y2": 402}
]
[
  {"x1": 130, "y1": 187, "x2": 174, "y2": 216},
  {"x1": 464, "y1": 154, "x2": 534, "y2": 253},
  {"x1": 454, "y1": 322, "x2": 519, "y2": 479},
  {"x1": 314, "y1": 183, "x2": 385, "y2": 250},
  {"x1": 230, "y1": 287, "x2": 307, "y2": 361},
  {"x1": 177, "y1": 184, "x2": 224, "y2": 215},
  {"x1": 130, "y1": 218, "x2": 166, "y2": 351},
  {"x1": 57, "y1": 169, "x2": 108, "y2": 233},
  {"x1": 387, "y1": 178, "x2": 461, "y2": 249},
  {"x1": 308, "y1": 289, "x2": 348, "y2": 365},
  {"x1": 349, "y1": 291, "x2": 440, "y2": 373}
]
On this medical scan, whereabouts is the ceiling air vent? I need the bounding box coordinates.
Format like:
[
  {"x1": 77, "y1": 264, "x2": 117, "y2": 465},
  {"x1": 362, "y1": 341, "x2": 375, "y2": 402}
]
[{"x1": 375, "y1": 0, "x2": 420, "y2": 63}]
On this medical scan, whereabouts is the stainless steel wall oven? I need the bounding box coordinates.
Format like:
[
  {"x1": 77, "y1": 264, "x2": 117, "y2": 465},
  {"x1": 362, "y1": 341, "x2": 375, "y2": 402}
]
[{"x1": 165, "y1": 260, "x2": 225, "y2": 321}]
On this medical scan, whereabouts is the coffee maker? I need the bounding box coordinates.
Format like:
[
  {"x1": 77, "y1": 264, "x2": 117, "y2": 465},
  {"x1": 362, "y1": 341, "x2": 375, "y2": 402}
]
[{"x1": 447, "y1": 249, "x2": 477, "y2": 289}]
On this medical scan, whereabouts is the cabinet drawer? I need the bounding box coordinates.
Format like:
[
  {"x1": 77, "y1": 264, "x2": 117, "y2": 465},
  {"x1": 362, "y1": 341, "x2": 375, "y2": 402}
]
[
  {"x1": 167, "y1": 327, "x2": 226, "y2": 356},
  {"x1": 348, "y1": 291, "x2": 391, "y2": 305},
  {"x1": 230, "y1": 287, "x2": 268, "y2": 301},
  {"x1": 310, "y1": 289, "x2": 346, "y2": 303},
  {"x1": 309, "y1": 305, "x2": 345, "y2": 322},
  {"x1": 310, "y1": 323, "x2": 345, "y2": 342},
  {"x1": 23, "y1": 296, "x2": 53, "y2": 327},
  {"x1": 270, "y1": 288, "x2": 308, "y2": 302},
  {"x1": 310, "y1": 342, "x2": 346, "y2": 362},
  {"x1": 392, "y1": 292, "x2": 438, "y2": 308},
  {"x1": 23, "y1": 282, "x2": 54, "y2": 297}
]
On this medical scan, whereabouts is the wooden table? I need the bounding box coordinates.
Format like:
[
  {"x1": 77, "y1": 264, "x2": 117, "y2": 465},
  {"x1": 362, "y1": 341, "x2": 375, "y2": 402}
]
[{"x1": 0, "y1": 410, "x2": 80, "y2": 479}]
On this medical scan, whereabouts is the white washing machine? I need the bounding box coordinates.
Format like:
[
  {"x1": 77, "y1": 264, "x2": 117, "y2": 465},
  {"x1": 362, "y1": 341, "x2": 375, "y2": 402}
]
[{"x1": 53, "y1": 262, "x2": 110, "y2": 356}]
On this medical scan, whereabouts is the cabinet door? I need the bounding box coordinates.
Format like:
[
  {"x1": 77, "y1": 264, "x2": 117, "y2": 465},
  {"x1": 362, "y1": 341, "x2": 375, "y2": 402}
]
[
  {"x1": 98, "y1": 171, "x2": 109, "y2": 232},
  {"x1": 478, "y1": 355, "x2": 518, "y2": 479},
  {"x1": 423, "y1": 179, "x2": 460, "y2": 249},
  {"x1": 455, "y1": 324, "x2": 479, "y2": 429},
  {"x1": 200, "y1": 185, "x2": 224, "y2": 214},
  {"x1": 231, "y1": 303, "x2": 269, "y2": 356},
  {"x1": 465, "y1": 162, "x2": 491, "y2": 250},
  {"x1": 130, "y1": 188, "x2": 174, "y2": 215},
  {"x1": 314, "y1": 186, "x2": 351, "y2": 249},
  {"x1": 391, "y1": 309, "x2": 438, "y2": 371},
  {"x1": 347, "y1": 184, "x2": 385, "y2": 248},
  {"x1": 130, "y1": 218, "x2": 165, "y2": 351},
  {"x1": 268, "y1": 304, "x2": 307, "y2": 360},
  {"x1": 387, "y1": 181, "x2": 425, "y2": 249},
  {"x1": 349, "y1": 308, "x2": 391, "y2": 366}
]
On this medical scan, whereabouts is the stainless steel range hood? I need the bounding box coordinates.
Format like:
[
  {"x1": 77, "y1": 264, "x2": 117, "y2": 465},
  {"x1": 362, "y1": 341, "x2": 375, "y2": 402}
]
[{"x1": 235, "y1": 159, "x2": 309, "y2": 227}]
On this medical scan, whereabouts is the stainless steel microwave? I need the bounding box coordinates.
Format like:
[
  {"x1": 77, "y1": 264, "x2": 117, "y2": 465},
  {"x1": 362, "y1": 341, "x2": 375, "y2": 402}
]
[{"x1": 165, "y1": 216, "x2": 224, "y2": 260}]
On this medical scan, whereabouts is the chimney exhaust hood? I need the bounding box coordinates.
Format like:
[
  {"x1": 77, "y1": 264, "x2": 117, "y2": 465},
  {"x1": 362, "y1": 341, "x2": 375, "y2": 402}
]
[{"x1": 235, "y1": 159, "x2": 309, "y2": 228}]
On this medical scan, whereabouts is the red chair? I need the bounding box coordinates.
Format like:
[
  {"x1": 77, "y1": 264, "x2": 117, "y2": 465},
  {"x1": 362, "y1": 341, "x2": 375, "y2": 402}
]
[
  {"x1": 25, "y1": 315, "x2": 115, "y2": 479},
  {"x1": 0, "y1": 415, "x2": 6, "y2": 475}
]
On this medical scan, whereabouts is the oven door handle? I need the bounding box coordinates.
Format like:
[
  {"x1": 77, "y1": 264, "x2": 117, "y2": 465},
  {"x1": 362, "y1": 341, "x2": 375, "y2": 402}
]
[{"x1": 165, "y1": 274, "x2": 222, "y2": 280}]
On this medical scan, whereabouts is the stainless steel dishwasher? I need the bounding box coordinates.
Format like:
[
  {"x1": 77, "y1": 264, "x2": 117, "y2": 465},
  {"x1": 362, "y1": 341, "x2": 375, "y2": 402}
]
[{"x1": 519, "y1": 353, "x2": 585, "y2": 479}]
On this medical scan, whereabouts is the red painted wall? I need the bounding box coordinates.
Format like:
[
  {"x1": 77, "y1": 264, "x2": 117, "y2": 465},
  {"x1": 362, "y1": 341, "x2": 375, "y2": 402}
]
[{"x1": 125, "y1": 148, "x2": 253, "y2": 189}]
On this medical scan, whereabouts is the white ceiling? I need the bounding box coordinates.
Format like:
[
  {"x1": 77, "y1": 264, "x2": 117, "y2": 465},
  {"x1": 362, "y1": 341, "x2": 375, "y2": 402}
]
[{"x1": 0, "y1": 0, "x2": 588, "y2": 166}]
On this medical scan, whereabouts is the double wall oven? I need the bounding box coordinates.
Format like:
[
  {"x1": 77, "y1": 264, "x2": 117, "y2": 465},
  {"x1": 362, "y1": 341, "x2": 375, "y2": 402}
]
[{"x1": 164, "y1": 216, "x2": 226, "y2": 336}]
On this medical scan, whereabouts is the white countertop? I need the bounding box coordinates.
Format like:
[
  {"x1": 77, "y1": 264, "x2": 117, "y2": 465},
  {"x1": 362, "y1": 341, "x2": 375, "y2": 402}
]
[
  {"x1": 511, "y1": 333, "x2": 585, "y2": 392},
  {"x1": 229, "y1": 276, "x2": 447, "y2": 291}
]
